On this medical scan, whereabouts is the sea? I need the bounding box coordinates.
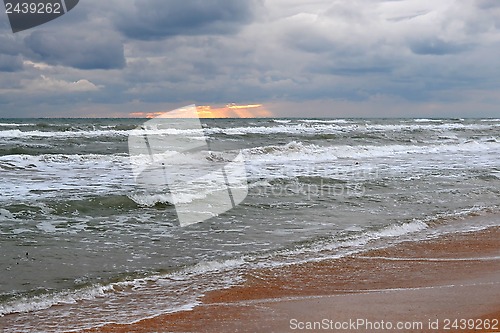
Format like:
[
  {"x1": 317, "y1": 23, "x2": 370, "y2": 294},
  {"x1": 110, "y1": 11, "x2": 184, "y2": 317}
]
[{"x1": 0, "y1": 118, "x2": 499, "y2": 332}]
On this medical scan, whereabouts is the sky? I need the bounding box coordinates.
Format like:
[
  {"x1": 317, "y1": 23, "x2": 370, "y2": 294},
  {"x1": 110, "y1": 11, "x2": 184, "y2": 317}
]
[{"x1": 1, "y1": 0, "x2": 500, "y2": 118}]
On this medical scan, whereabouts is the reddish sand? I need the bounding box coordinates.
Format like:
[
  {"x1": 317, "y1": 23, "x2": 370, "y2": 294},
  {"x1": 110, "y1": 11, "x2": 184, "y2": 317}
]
[{"x1": 80, "y1": 227, "x2": 500, "y2": 333}]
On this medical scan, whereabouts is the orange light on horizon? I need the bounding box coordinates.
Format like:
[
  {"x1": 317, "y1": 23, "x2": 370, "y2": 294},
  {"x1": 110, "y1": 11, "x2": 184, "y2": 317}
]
[
  {"x1": 227, "y1": 103, "x2": 262, "y2": 109},
  {"x1": 130, "y1": 103, "x2": 272, "y2": 118}
]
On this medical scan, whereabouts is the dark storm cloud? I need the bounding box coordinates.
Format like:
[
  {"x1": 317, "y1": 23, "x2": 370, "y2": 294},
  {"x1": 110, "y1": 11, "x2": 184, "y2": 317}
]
[
  {"x1": 0, "y1": 32, "x2": 24, "y2": 54},
  {"x1": 0, "y1": 23, "x2": 28, "y2": 72},
  {"x1": 0, "y1": 54, "x2": 22, "y2": 72},
  {"x1": 114, "y1": 0, "x2": 261, "y2": 40},
  {"x1": 409, "y1": 38, "x2": 471, "y2": 56},
  {"x1": 24, "y1": 30, "x2": 125, "y2": 70}
]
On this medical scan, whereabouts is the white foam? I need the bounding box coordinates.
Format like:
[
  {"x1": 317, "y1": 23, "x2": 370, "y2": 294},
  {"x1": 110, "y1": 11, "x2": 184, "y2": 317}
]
[
  {"x1": 252, "y1": 139, "x2": 500, "y2": 159},
  {"x1": 366, "y1": 122, "x2": 498, "y2": 132},
  {"x1": 242, "y1": 139, "x2": 500, "y2": 185},
  {"x1": 268, "y1": 220, "x2": 429, "y2": 263},
  {"x1": 128, "y1": 127, "x2": 205, "y2": 136},
  {"x1": 246, "y1": 141, "x2": 321, "y2": 156},
  {"x1": 0, "y1": 208, "x2": 14, "y2": 220},
  {"x1": 0, "y1": 256, "x2": 246, "y2": 319},
  {"x1": 372, "y1": 220, "x2": 428, "y2": 238},
  {"x1": 169, "y1": 120, "x2": 498, "y2": 138},
  {"x1": 36, "y1": 221, "x2": 57, "y2": 233},
  {"x1": 413, "y1": 118, "x2": 443, "y2": 123},
  {"x1": 333, "y1": 221, "x2": 428, "y2": 250},
  {"x1": 0, "y1": 123, "x2": 34, "y2": 127},
  {"x1": 2, "y1": 120, "x2": 497, "y2": 140},
  {"x1": 0, "y1": 284, "x2": 115, "y2": 317},
  {"x1": 0, "y1": 126, "x2": 207, "y2": 140},
  {"x1": 127, "y1": 193, "x2": 173, "y2": 207},
  {"x1": 0, "y1": 153, "x2": 128, "y2": 165},
  {"x1": 1, "y1": 154, "x2": 134, "y2": 203},
  {"x1": 203, "y1": 121, "x2": 499, "y2": 137},
  {"x1": 11, "y1": 228, "x2": 34, "y2": 235},
  {"x1": 0, "y1": 129, "x2": 133, "y2": 139},
  {"x1": 204, "y1": 123, "x2": 348, "y2": 136},
  {"x1": 298, "y1": 119, "x2": 351, "y2": 124},
  {"x1": 178, "y1": 258, "x2": 246, "y2": 276}
]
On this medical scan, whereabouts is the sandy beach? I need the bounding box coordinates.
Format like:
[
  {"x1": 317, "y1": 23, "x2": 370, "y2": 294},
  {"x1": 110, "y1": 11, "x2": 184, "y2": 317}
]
[{"x1": 80, "y1": 226, "x2": 500, "y2": 333}]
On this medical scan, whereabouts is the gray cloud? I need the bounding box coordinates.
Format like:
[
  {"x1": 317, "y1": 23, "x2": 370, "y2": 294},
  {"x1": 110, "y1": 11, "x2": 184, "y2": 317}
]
[
  {"x1": 0, "y1": 33, "x2": 25, "y2": 55},
  {"x1": 409, "y1": 38, "x2": 471, "y2": 56},
  {"x1": 1, "y1": 0, "x2": 500, "y2": 117},
  {"x1": 24, "y1": 29, "x2": 125, "y2": 70},
  {"x1": 0, "y1": 26, "x2": 28, "y2": 72},
  {"x1": 0, "y1": 54, "x2": 23, "y2": 72},
  {"x1": 114, "y1": 0, "x2": 261, "y2": 41}
]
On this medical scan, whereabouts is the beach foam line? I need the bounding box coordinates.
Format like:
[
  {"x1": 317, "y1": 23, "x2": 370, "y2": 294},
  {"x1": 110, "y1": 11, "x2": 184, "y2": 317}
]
[
  {"x1": 0, "y1": 256, "x2": 247, "y2": 318},
  {"x1": 0, "y1": 284, "x2": 116, "y2": 317}
]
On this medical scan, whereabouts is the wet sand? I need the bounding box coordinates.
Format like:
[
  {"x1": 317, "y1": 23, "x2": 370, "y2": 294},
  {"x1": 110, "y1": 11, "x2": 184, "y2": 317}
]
[{"x1": 82, "y1": 227, "x2": 500, "y2": 333}]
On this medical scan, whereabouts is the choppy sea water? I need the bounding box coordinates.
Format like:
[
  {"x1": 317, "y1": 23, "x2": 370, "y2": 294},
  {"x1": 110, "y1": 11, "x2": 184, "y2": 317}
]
[{"x1": 0, "y1": 118, "x2": 499, "y2": 332}]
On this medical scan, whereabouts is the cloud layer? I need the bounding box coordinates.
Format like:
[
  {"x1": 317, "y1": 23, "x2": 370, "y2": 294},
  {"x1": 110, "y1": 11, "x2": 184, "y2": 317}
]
[
  {"x1": 0, "y1": 0, "x2": 499, "y2": 117},
  {"x1": 115, "y1": 0, "x2": 261, "y2": 40}
]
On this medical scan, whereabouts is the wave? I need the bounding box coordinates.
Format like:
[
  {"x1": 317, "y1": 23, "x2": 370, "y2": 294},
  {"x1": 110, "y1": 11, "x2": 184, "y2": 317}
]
[
  {"x1": 0, "y1": 123, "x2": 34, "y2": 127},
  {"x1": 303, "y1": 220, "x2": 429, "y2": 256},
  {"x1": 366, "y1": 123, "x2": 495, "y2": 132},
  {"x1": 0, "y1": 145, "x2": 55, "y2": 156},
  {"x1": 0, "y1": 128, "x2": 208, "y2": 140},
  {"x1": 1, "y1": 120, "x2": 497, "y2": 140},
  {"x1": 0, "y1": 129, "x2": 131, "y2": 139},
  {"x1": 242, "y1": 140, "x2": 500, "y2": 184},
  {"x1": 298, "y1": 119, "x2": 352, "y2": 124},
  {"x1": 245, "y1": 141, "x2": 316, "y2": 156},
  {"x1": 412, "y1": 118, "x2": 444, "y2": 123},
  {"x1": 127, "y1": 192, "x2": 174, "y2": 207},
  {"x1": 271, "y1": 119, "x2": 291, "y2": 124},
  {"x1": 207, "y1": 122, "x2": 498, "y2": 137},
  {"x1": 207, "y1": 124, "x2": 355, "y2": 136},
  {"x1": 0, "y1": 153, "x2": 129, "y2": 169},
  {"x1": 0, "y1": 208, "x2": 15, "y2": 221},
  {"x1": 0, "y1": 257, "x2": 246, "y2": 319},
  {"x1": 244, "y1": 140, "x2": 500, "y2": 161},
  {"x1": 0, "y1": 284, "x2": 116, "y2": 317},
  {"x1": 2, "y1": 195, "x2": 141, "y2": 220},
  {"x1": 266, "y1": 208, "x2": 500, "y2": 268}
]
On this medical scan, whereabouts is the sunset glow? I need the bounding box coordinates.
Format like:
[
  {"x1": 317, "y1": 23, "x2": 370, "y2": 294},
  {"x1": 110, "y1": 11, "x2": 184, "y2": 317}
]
[{"x1": 130, "y1": 104, "x2": 272, "y2": 118}]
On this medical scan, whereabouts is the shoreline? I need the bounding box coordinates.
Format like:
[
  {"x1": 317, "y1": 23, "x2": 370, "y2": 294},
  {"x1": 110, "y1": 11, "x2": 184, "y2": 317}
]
[{"x1": 81, "y1": 226, "x2": 500, "y2": 333}]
